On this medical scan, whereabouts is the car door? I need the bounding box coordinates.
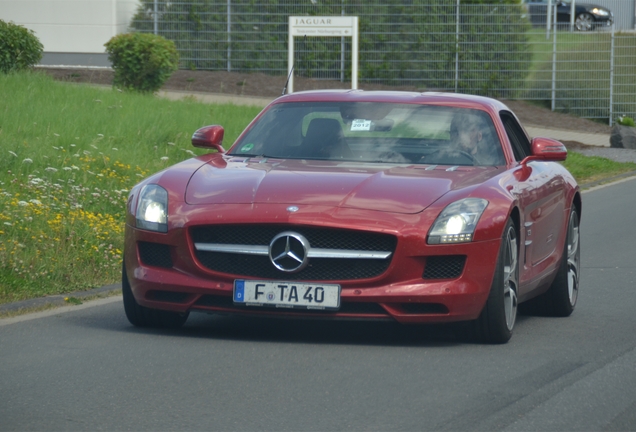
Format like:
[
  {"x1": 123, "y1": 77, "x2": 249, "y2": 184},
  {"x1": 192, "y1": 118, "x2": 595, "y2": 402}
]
[
  {"x1": 500, "y1": 111, "x2": 566, "y2": 293},
  {"x1": 556, "y1": 1, "x2": 572, "y2": 23}
]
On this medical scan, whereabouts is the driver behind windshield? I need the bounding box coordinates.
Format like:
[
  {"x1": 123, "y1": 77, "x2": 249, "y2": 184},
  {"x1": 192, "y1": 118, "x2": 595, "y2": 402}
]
[{"x1": 449, "y1": 111, "x2": 505, "y2": 166}]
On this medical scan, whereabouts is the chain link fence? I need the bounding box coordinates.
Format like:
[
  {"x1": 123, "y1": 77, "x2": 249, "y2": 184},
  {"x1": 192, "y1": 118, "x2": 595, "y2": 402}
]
[{"x1": 131, "y1": 1, "x2": 636, "y2": 124}]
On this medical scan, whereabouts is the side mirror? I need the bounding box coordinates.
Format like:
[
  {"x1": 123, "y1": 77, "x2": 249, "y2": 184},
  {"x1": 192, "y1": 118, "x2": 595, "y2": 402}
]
[
  {"x1": 192, "y1": 125, "x2": 225, "y2": 153},
  {"x1": 521, "y1": 137, "x2": 567, "y2": 164}
]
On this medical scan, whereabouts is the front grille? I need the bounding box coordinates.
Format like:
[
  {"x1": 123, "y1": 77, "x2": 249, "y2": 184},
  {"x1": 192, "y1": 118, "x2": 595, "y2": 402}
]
[
  {"x1": 138, "y1": 242, "x2": 173, "y2": 268},
  {"x1": 191, "y1": 225, "x2": 396, "y2": 251},
  {"x1": 191, "y1": 225, "x2": 396, "y2": 281},
  {"x1": 423, "y1": 255, "x2": 466, "y2": 279}
]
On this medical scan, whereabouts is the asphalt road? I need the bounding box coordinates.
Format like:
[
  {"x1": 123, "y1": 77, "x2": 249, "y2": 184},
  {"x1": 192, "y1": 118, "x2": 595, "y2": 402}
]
[{"x1": 2, "y1": 179, "x2": 636, "y2": 431}]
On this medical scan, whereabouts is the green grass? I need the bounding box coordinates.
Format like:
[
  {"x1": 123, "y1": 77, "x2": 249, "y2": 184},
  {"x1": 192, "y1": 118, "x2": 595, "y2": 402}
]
[
  {"x1": 0, "y1": 71, "x2": 634, "y2": 304},
  {"x1": 524, "y1": 29, "x2": 636, "y2": 121},
  {"x1": 0, "y1": 71, "x2": 261, "y2": 304},
  {"x1": 562, "y1": 151, "x2": 636, "y2": 185}
]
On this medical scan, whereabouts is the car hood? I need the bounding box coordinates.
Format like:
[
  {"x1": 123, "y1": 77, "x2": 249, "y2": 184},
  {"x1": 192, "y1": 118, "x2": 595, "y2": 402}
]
[{"x1": 184, "y1": 156, "x2": 502, "y2": 214}]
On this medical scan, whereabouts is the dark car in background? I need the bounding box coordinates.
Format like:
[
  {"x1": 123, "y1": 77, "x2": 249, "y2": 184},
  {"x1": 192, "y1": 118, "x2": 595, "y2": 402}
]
[{"x1": 525, "y1": 0, "x2": 614, "y2": 31}]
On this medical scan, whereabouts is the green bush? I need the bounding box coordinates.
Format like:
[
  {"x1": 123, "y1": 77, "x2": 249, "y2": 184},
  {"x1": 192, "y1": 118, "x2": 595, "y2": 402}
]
[
  {"x1": 0, "y1": 20, "x2": 43, "y2": 73},
  {"x1": 104, "y1": 32, "x2": 179, "y2": 93},
  {"x1": 617, "y1": 115, "x2": 635, "y2": 127}
]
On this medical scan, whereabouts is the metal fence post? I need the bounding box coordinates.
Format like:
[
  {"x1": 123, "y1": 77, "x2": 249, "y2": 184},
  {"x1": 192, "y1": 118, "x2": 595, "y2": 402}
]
[
  {"x1": 341, "y1": 0, "x2": 345, "y2": 82},
  {"x1": 609, "y1": 24, "x2": 615, "y2": 126},
  {"x1": 153, "y1": 0, "x2": 158, "y2": 35},
  {"x1": 551, "y1": 2, "x2": 557, "y2": 112},
  {"x1": 227, "y1": 0, "x2": 232, "y2": 72},
  {"x1": 546, "y1": 0, "x2": 552, "y2": 39},
  {"x1": 455, "y1": 0, "x2": 460, "y2": 93}
]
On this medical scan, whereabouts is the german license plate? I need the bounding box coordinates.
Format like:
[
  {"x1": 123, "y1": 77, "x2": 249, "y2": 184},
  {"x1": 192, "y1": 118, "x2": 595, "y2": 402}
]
[{"x1": 233, "y1": 280, "x2": 340, "y2": 310}]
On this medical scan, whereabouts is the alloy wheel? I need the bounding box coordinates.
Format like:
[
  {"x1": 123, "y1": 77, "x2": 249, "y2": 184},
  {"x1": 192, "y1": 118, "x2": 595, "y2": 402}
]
[
  {"x1": 503, "y1": 225, "x2": 518, "y2": 331},
  {"x1": 566, "y1": 211, "x2": 580, "y2": 306},
  {"x1": 575, "y1": 13, "x2": 594, "y2": 31}
]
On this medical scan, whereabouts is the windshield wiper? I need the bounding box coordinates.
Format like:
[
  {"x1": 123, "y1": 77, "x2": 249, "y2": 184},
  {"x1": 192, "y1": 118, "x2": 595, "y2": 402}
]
[{"x1": 227, "y1": 153, "x2": 277, "y2": 158}]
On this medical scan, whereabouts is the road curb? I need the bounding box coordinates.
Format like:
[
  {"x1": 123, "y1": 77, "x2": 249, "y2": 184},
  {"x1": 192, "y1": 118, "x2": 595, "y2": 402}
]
[
  {"x1": 0, "y1": 284, "x2": 121, "y2": 315},
  {"x1": 580, "y1": 170, "x2": 636, "y2": 191}
]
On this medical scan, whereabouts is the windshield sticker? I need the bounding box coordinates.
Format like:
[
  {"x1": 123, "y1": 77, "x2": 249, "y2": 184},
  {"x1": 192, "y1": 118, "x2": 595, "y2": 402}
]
[
  {"x1": 351, "y1": 119, "x2": 372, "y2": 131},
  {"x1": 240, "y1": 143, "x2": 255, "y2": 153}
]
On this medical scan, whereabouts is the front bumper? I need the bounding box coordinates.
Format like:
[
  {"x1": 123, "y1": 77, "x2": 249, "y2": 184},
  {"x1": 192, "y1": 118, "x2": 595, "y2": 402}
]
[{"x1": 124, "y1": 222, "x2": 502, "y2": 324}]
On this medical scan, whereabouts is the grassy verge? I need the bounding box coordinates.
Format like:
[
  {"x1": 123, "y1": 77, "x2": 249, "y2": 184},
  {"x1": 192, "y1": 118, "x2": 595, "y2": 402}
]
[
  {"x1": 0, "y1": 72, "x2": 261, "y2": 304},
  {"x1": 0, "y1": 72, "x2": 634, "y2": 304},
  {"x1": 562, "y1": 152, "x2": 636, "y2": 185}
]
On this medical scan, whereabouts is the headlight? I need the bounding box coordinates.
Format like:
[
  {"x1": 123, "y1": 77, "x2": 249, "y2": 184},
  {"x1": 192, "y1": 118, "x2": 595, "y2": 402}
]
[
  {"x1": 591, "y1": 8, "x2": 609, "y2": 16},
  {"x1": 136, "y1": 184, "x2": 168, "y2": 233},
  {"x1": 427, "y1": 198, "x2": 488, "y2": 244}
]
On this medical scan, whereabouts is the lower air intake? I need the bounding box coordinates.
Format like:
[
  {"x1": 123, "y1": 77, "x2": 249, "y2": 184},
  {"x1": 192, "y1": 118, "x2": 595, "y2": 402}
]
[
  {"x1": 138, "y1": 242, "x2": 173, "y2": 269},
  {"x1": 423, "y1": 255, "x2": 466, "y2": 279}
]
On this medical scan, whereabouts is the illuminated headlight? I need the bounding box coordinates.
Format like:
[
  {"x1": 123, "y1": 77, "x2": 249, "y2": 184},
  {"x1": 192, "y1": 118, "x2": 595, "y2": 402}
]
[
  {"x1": 136, "y1": 184, "x2": 168, "y2": 233},
  {"x1": 591, "y1": 8, "x2": 609, "y2": 16},
  {"x1": 427, "y1": 198, "x2": 488, "y2": 245}
]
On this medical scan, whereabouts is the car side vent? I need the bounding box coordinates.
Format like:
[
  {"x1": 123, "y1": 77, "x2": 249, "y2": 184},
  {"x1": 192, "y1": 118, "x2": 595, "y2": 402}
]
[
  {"x1": 423, "y1": 255, "x2": 466, "y2": 279},
  {"x1": 138, "y1": 242, "x2": 173, "y2": 269}
]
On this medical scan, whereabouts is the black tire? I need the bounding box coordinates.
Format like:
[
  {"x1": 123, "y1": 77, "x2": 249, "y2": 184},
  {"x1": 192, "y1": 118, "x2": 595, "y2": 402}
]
[
  {"x1": 575, "y1": 13, "x2": 594, "y2": 31},
  {"x1": 542, "y1": 209, "x2": 580, "y2": 317},
  {"x1": 474, "y1": 218, "x2": 519, "y2": 344},
  {"x1": 122, "y1": 262, "x2": 189, "y2": 328}
]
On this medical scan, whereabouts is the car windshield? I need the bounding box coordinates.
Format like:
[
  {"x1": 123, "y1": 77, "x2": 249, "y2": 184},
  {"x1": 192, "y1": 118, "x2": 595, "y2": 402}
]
[{"x1": 229, "y1": 102, "x2": 506, "y2": 166}]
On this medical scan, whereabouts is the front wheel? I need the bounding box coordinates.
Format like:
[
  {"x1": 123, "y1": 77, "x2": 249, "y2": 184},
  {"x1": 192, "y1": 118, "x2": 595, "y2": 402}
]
[
  {"x1": 575, "y1": 13, "x2": 594, "y2": 31},
  {"x1": 122, "y1": 262, "x2": 189, "y2": 328},
  {"x1": 474, "y1": 218, "x2": 519, "y2": 344}
]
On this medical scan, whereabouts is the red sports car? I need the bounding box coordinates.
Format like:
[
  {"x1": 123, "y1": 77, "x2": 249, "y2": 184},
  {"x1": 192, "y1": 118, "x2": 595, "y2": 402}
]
[{"x1": 123, "y1": 90, "x2": 581, "y2": 343}]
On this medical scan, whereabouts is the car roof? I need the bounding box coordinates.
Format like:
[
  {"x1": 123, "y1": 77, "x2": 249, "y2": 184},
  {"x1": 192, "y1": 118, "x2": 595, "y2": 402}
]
[{"x1": 272, "y1": 89, "x2": 511, "y2": 116}]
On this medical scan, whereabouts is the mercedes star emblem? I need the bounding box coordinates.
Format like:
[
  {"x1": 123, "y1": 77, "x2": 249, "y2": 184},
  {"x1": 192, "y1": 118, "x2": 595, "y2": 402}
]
[{"x1": 269, "y1": 231, "x2": 310, "y2": 272}]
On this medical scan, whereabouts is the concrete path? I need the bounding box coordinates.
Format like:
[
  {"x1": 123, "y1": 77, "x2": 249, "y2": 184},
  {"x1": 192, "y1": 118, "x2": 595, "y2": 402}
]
[
  {"x1": 525, "y1": 126, "x2": 610, "y2": 147},
  {"x1": 158, "y1": 89, "x2": 275, "y2": 107}
]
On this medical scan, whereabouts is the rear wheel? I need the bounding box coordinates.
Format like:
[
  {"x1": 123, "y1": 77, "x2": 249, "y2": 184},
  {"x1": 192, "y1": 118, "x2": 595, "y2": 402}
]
[
  {"x1": 474, "y1": 218, "x2": 519, "y2": 344},
  {"x1": 543, "y1": 209, "x2": 580, "y2": 316},
  {"x1": 122, "y1": 262, "x2": 189, "y2": 328}
]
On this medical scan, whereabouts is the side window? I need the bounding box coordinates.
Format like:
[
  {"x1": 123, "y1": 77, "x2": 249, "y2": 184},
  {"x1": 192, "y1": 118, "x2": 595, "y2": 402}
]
[{"x1": 500, "y1": 111, "x2": 531, "y2": 161}]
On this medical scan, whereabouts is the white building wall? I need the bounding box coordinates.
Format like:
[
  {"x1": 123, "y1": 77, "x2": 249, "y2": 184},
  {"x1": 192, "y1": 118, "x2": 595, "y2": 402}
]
[{"x1": 0, "y1": 0, "x2": 139, "y2": 65}]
